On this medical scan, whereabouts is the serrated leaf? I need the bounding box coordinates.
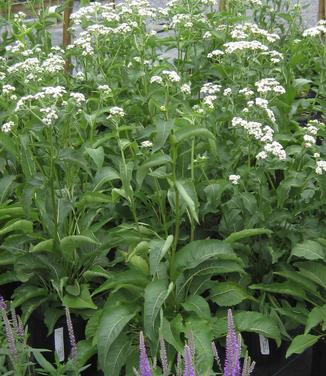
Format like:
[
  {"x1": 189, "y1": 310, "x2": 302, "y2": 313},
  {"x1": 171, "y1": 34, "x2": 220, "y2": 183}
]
[
  {"x1": 63, "y1": 285, "x2": 97, "y2": 310},
  {"x1": 175, "y1": 180, "x2": 199, "y2": 224},
  {"x1": 292, "y1": 240, "x2": 324, "y2": 260},
  {"x1": 85, "y1": 146, "x2": 104, "y2": 170},
  {"x1": 249, "y1": 282, "x2": 307, "y2": 301},
  {"x1": 210, "y1": 282, "x2": 252, "y2": 306},
  {"x1": 305, "y1": 305, "x2": 326, "y2": 334},
  {"x1": 144, "y1": 279, "x2": 172, "y2": 342},
  {"x1": 175, "y1": 240, "x2": 234, "y2": 272},
  {"x1": 0, "y1": 219, "x2": 33, "y2": 236},
  {"x1": 296, "y1": 262, "x2": 326, "y2": 290},
  {"x1": 181, "y1": 295, "x2": 211, "y2": 319},
  {"x1": 149, "y1": 235, "x2": 174, "y2": 276},
  {"x1": 234, "y1": 311, "x2": 281, "y2": 346},
  {"x1": 97, "y1": 305, "x2": 136, "y2": 371}
]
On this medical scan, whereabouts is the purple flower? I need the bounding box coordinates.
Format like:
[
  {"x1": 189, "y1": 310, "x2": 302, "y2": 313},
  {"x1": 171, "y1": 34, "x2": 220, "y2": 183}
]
[
  {"x1": 65, "y1": 307, "x2": 77, "y2": 361},
  {"x1": 224, "y1": 309, "x2": 241, "y2": 376},
  {"x1": 183, "y1": 345, "x2": 195, "y2": 376},
  {"x1": 176, "y1": 352, "x2": 182, "y2": 376},
  {"x1": 160, "y1": 336, "x2": 169, "y2": 376},
  {"x1": 0, "y1": 295, "x2": 17, "y2": 361},
  {"x1": 139, "y1": 332, "x2": 152, "y2": 376}
]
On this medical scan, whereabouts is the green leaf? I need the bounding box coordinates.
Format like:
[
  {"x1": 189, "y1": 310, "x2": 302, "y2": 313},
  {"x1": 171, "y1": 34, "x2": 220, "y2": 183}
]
[
  {"x1": 175, "y1": 180, "x2": 199, "y2": 223},
  {"x1": 296, "y1": 262, "x2": 326, "y2": 290},
  {"x1": 149, "y1": 235, "x2": 174, "y2": 276},
  {"x1": 181, "y1": 295, "x2": 211, "y2": 319},
  {"x1": 175, "y1": 126, "x2": 215, "y2": 143},
  {"x1": 291, "y1": 240, "x2": 324, "y2": 260},
  {"x1": 63, "y1": 285, "x2": 97, "y2": 310},
  {"x1": 32, "y1": 239, "x2": 54, "y2": 253},
  {"x1": 144, "y1": 280, "x2": 172, "y2": 341},
  {"x1": 175, "y1": 240, "x2": 234, "y2": 272},
  {"x1": 249, "y1": 282, "x2": 307, "y2": 301},
  {"x1": 153, "y1": 119, "x2": 173, "y2": 151},
  {"x1": 0, "y1": 176, "x2": 16, "y2": 203},
  {"x1": 13, "y1": 285, "x2": 47, "y2": 308},
  {"x1": 0, "y1": 219, "x2": 33, "y2": 236},
  {"x1": 33, "y1": 351, "x2": 56, "y2": 376},
  {"x1": 93, "y1": 166, "x2": 120, "y2": 190},
  {"x1": 85, "y1": 146, "x2": 104, "y2": 170},
  {"x1": 235, "y1": 311, "x2": 281, "y2": 346},
  {"x1": 97, "y1": 305, "x2": 137, "y2": 371},
  {"x1": 101, "y1": 331, "x2": 132, "y2": 376},
  {"x1": 160, "y1": 317, "x2": 184, "y2": 353},
  {"x1": 225, "y1": 228, "x2": 272, "y2": 243},
  {"x1": 136, "y1": 153, "x2": 171, "y2": 187},
  {"x1": 286, "y1": 335, "x2": 320, "y2": 358},
  {"x1": 210, "y1": 282, "x2": 252, "y2": 306},
  {"x1": 0, "y1": 132, "x2": 18, "y2": 159},
  {"x1": 305, "y1": 305, "x2": 326, "y2": 334}
]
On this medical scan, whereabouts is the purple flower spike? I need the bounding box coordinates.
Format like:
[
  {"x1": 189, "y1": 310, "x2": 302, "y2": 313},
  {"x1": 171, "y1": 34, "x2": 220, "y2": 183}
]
[
  {"x1": 159, "y1": 336, "x2": 169, "y2": 376},
  {"x1": 65, "y1": 307, "x2": 77, "y2": 361},
  {"x1": 224, "y1": 309, "x2": 241, "y2": 376},
  {"x1": 183, "y1": 345, "x2": 195, "y2": 376},
  {"x1": 0, "y1": 296, "x2": 17, "y2": 361},
  {"x1": 139, "y1": 332, "x2": 152, "y2": 376},
  {"x1": 0, "y1": 295, "x2": 7, "y2": 310}
]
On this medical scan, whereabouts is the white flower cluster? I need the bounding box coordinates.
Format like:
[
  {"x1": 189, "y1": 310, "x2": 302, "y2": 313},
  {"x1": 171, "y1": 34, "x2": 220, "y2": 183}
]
[
  {"x1": 261, "y1": 50, "x2": 284, "y2": 63},
  {"x1": 248, "y1": 0, "x2": 262, "y2": 6},
  {"x1": 230, "y1": 23, "x2": 280, "y2": 43},
  {"x1": 162, "y1": 70, "x2": 181, "y2": 82},
  {"x1": 256, "y1": 141, "x2": 286, "y2": 161},
  {"x1": 200, "y1": 83, "x2": 222, "y2": 96},
  {"x1": 181, "y1": 84, "x2": 191, "y2": 95},
  {"x1": 255, "y1": 78, "x2": 285, "y2": 95},
  {"x1": 229, "y1": 174, "x2": 240, "y2": 185},
  {"x1": 1, "y1": 121, "x2": 14, "y2": 133},
  {"x1": 2, "y1": 84, "x2": 17, "y2": 100},
  {"x1": 316, "y1": 160, "x2": 326, "y2": 175},
  {"x1": 303, "y1": 20, "x2": 326, "y2": 37},
  {"x1": 140, "y1": 140, "x2": 153, "y2": 148},
  {"x1": 15, "y1": 86, "x2": 67, "y2": 111},
  {"x1": 246, "y1": 97, "x2": 276, "y2": 123},
  {"x1": 6, "y1": 41, "x2": 25, "y2": 54},
  {"x1": 108, "y1": 106, "x2": 125, "y2": 118},
  {"x1": 303, "y1": 120, "x2": 321, "y2": 148},
  {"x1": 98, "y1": 85, "x2": 112, "y2": 95},
  {"x1": 70, "y1": 92, "x2": 86, "y2": 106},
  {"x1": 207, "y1": 49, "x2": 224, "y2": 59},
  {"x1": 8, "y1": 54, "x2": 64, "y2": 82},
  {"x1": 223, "y1": 40, "x2": 269, "y2": 54},
  {"x1": 170, "y1": 13, "x2": 206, "y2": 29},
  {"x1": 239, "y1": 88, "x2": 254, "y2": 97},
  {"x1": 232, "y1": 117, "x2": 286, "y2": 160},
  {"x1": 40, "y1": 107, "x2": 58, "y2": 126}
]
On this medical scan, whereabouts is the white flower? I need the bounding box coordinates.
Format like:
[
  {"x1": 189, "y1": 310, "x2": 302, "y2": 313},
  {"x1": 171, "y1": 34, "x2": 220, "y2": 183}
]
[
  {"x1": 2, "y1": 85, "x2": 16, "y2": 95},
  {"x1": 1, "y1": 121, "x2": 14, "y2": 133},
  {"x1": 108, "y1": 106, "x2": 125, "y2": 118},
  {"x1": 263, "y1": 141, "x2": 286, "y2": 160},
  {"x1": 162, "y1": 70, "x2": 181, "y2": 82},
  {"x1": 181, "y1": 84, "x2": 191, "y2": 95},
  {"x1": 98, "y1": 85, "x2": 112, "y2": 95},
  {"x1": 223, "y1": 88, "x2": 232, "y2": 96},
  {"x1": 314, "y1": 153, "x2": 320, "y2": 158},
  {"x1": 141, "y1": 140, "x2": 153, "y2": 148},
  {"x1": 203, "y1": 31, "x2": 212, "y2": 39},
  {"x1": 316, "y1": 160, "x2": 326, "y2": 175},
  {"x1": 150, "y1": 75, "x2": 163, "y2": 84},
  {"x1": 303, "y1": 21, "x2": 326, "y2": 37},
  {"x1": 203, "y1": 95, "x2": 217, "y2": 108},
  {"x1": 255, "y1": 78, "x2": 285, "y2": 95},
  {"x1": 239, "y1": 88, "x2": 254, "y2": 97},
  {"x1": 200, "y1": 83, "x2": 221, "y2": 96},
  {"x1": 40, "y1": 107, "x2": 58, "y2": 126},
  {"x1": 229, "y1": 175, "x2": 240, "y2": 185},
  {"x1": 193, "y1": 105, "x2": 204, "y2": 114},
  {"x1": 70, "y1": 92, "x2": 86, "y2": 106},
  {"x1": 207, "y1": 49, "x2": 224, "y2": 59},
  {"x1": 256, "y1": 151, "x2": 268, "y2": 160},
  {"x1": 223, "y1": 40, "x2": 269, "y2": 54}
]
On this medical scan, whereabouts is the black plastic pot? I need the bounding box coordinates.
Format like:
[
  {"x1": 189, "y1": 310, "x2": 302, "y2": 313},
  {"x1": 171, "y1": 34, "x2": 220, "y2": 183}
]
[
  {"x1": 0, "y1": 281, "x2": 21, "y2": 300},
  {"x1": 243, "y1": 332, "x2": 287, "y2": 366},
  {"x1": 28, "y1": 309, "x2": 86, "y2": 362},
  {"x1": 311, "y1": 337, "x2": 326, "y2": 376}
]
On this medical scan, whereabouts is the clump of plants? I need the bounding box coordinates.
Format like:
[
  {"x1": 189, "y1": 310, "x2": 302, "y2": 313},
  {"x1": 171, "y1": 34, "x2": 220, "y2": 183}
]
[{"x1": 0, "y1": 0, "x2": 325, "y2": 374}]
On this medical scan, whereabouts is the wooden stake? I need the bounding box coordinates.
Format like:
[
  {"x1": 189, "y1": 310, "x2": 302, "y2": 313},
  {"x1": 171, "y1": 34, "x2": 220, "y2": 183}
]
[
  {"x1": 63, "y1": 0, "x2": 74, "y2": 73},
  {"x1": 219, "y1": 0, "x2": 226, "y2": 11},
  {"x1": 318, "y1": 0, "x2": 326, "y2": 20}
]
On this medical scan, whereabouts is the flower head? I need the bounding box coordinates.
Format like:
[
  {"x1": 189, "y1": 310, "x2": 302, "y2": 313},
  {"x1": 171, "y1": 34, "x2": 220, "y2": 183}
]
[
  {"x1": 224, "y1": 309, "x2": 241, "y2": 376},
  {"x1": 139, "y1": 332, "x2": 152, "y2": 376},
  {"x1": 183, "y1": 345, "x2": 195, "y2": 376}
]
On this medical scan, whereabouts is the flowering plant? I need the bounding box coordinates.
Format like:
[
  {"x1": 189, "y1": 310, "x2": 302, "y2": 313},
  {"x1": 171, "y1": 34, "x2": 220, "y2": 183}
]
[{"x1": 0, "y1": 0, "x2": 325, "y2": 374}]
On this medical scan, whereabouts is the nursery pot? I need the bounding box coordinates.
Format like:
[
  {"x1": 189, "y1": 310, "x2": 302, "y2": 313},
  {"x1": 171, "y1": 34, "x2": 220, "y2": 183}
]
[
  {"x1": 243, "y1": 332, "x2": 286, "y2": 366},
  {"x1": 0, "y1": 281, "x2": 21, "y2": 301},
  {"x1": 28, "y1": 309, "x2": 86, "y2": 363},
  {"x1": 311, "y1": 337, "x2": 326, "y2": 376}
]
